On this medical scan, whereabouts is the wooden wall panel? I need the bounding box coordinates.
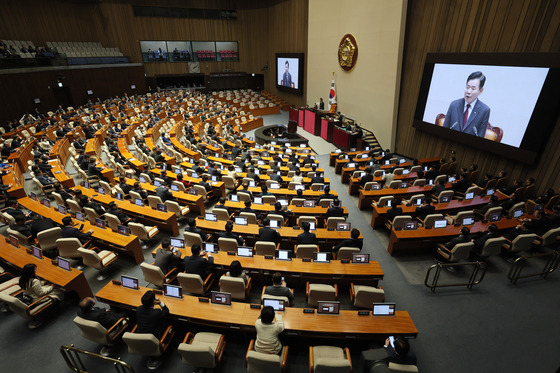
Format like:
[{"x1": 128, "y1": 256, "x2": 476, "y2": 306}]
[{"x1": 396, "y1": 0, "x2": 560, "y2": 196}]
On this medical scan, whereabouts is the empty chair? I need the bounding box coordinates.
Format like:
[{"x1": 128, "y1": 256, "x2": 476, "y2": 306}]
[
  {"x1": 401, "y1": 194, "x2": 425, "y2": 206},
  {"x1": 177, "y1": 272, "x2": 214, "y2": 296},
  {"x1": 165, "y1": 200, "x2": 189, "y2": 218},
  {"x1": 318, "y1": 199, "x2": 333, "y2": 208},
  {"x1": 263, "y1": 195, "x2": 277, "y2": 204},
  {"x1": 309, "y1": 345, "x2": 352, "y2": 373},
  {"x1": 195, "y1": 185, "x2": 214, "y2": 202},
  {"x1": 420, "y1": 214, "x2": 445, "y2": 228},
  {"x1": 83, "y1": 207, "x2": 102, "y2": 224},
  {"x1": 336, "y1": 247, "x2": 361, "y2": 260},
  {"x1": 389, "y1": 362, "x2": 419, "y2": 372},
  {"x1": 238, "y1": 191, "x2": 251, "y2": 202},
  {"x1": 147, "y1": 195, "x2": 163, "y2": 209},
  {"x1": 171, "y1": 181, "x2": 186, "y2": 192},
  {"x1": 139, "y1": 173, "x2": 152, "y2": 183},
  {"x1": 306, "y1": 282, "x2": 338, "y2": 307},
  {"x1": 78, "y1": 248, "x2": 118, "y2": 280},
  {"x1": 502, "y1": 233, "x2": 538, "y2": 254},
  {"x1": 434, "y1": 174, "x2": 448, "y2": 185},
  {"x1": 103, "y1": 213, "x2": 122, "y2": 231},
  {"x1": 178, "y1": 332, "x2": 226, "y2": 371},
  {"x1": 349, "y1": 283, "x2": 385, "y2": 308},
  {"x1": 140, "y1": 262, "x2": 177, "y2": 288},
  {"x1": 218, "y1": 237, "x2": 239, "y2": 252},
  {"x1": 291, "y1": 198, "x2": 305, "y2": 206},
  {"x1": 222, "y1": 176, "x2": 237, "y2": 191},
  {"x1": 446, "y1": 210, "x2": 475, "y2": 225},
  {"x1": 372, "y1": 196, "x2": 393, "y2": 208},
  {"x1": 435, "y1": 190, "x2": 454, "y2": 203},
  {"x1": 219, "y1": 276, "x2": 252, "y2": 301},
  {"x1": 363, "y1": 182, "x2": 380, "y2": 191},
  {"x1": 213, "y1": 208, "x2": 231, "y2": 221},
  {"x1": 535, "y1": 227, "x2": 560, "y2": 250},
  {"x1": 412, "y1": 178, "x2": 426, "y2": 187},
  {"x1": 0, "y1": 292, "x2": 58, "y2": 329},
  {"x1": 386, "y1": 215, "x2": 413, "y2": 230},
  {"x1": 311, "y1": 183, "x2": 324, "y2": 191},
  {"x1": 99, "y1": 181, "x2": 112, "y2": 194},
  {"x1": 56, "y1": 238, "x2": 86, "y2": 267},
  {"x1": 326, "y1": 217, "x2": 346, "y2": 230},
  {"x1": 246, "y1": 339, "x2": 289, "y2": 373},
  {"x1": 129, "y1": 222, "x2": 159, "y2": 249},
  {"x1": 122, "y1": 325, "x2": 175, "y2": 369},
  {"x1": 240, "y1": 212, "x2": 258, "y2": 224},
  {"x1": 436, "y1": 242, "x2": 474, "y2": 263},
  {"x1": 295, "y1": 244, "x2": 318, "y2": 259},
  {"x1": 67, "y1": 199, "x2": 83, "y2": 215},
  {"x1": 73, "y1": 315, "x2": 129, "y2": 356},
  {"x1": 37, "y1": 227, "x2": 62, "y2": 251},
  {"x1": 254, "y1": 241, "x2": 277, "y2": 256}
]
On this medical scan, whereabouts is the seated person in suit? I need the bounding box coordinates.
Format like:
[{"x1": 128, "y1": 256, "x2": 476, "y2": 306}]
[
  {"x1": 260, "y1": 185, "x2": 272, "y2": 196},
  {"x1": 272, "y1": 201, "x2": 291, "y2": 221},
  {"x1": 270, "y1": 171, "x2": 283, "y2": 183},
  {"x1": 451, "y1": 173, "x2": 470, "y2": 194},
  {"x1": 79, "y1": 195, "x2": 105, "y2": 216},
  {"x1": 317, "y1": 185, "x2": 335, "y2": 202},
  {"x1": 30, "y1": 217, "x2": 56, "y2": 239},
  {"x1": 225, "y1": 260, "x2": 249, "y2": 284},
  {"x1": 132, "y1": 181, "x2": 149, "y2": 200},
  {"x1": 184, "y1": 243, "x2": 214, "y2": 278},
  {"x1": 430, "y1": 178, "x2": 447, "y2": 197},
  {"x1": 310, "y1": 165, "x2": 324, "y2": 184},
  {"x1": 207, "y1": 163, "x2": 221, "y2": 177},
  {"x1": 154, "y1": 238, "x2": 181, "y2": 273},
  {"x1": 332, "y1": 228, "x2": 363, "y2": 253},
  {"x1": 360, "y1": 167, "x2": 374, "y2": 187},
  {"x1": 259, "y1": 218, "x2": 281, "y2": 244},
  {"x1": 240, "y1": 200, "x2": 256, "y2": 215},
  {"x1": 53, "y1": 183, "x2": 72, "y2": 202},
  {"x1": 476, "y1": 195, "x2": 501, "y2": 217},
  {"x1": 77, "y1": 297, "x2": 128, "y2": 329},
  {"x1": 326, "y1": 199, "x2": 345, "y2": 218},
  {"x1": 238, "y1": 183, "x2": 254, "y2": 199},
  {"x1": 218, "y1": 221, "x2": 244, "y2": 246},
  {"x1": 254, "y1": 305, "x2": 284, "y2": 355},
  {"x1": 61, "y1": 216, "x2": 94, "y2": 244},
  {"x1": 386, "y1": 200, "x2": 403, "y2": 222},
  {"x1": 136, "y1": 291, "x2": 169, "y2": 339},
  {"x1": 215, "y1": 197, "x2": 230, "y2": 215},
  {"x1": 9, "y1": 215, "x2": 32, "y2": 238},
  {"x1": 297, "y1": 221, "x2": 316, "y2": 245},
  {"x1": 264, "y1": 272, "x2": 294, "y2": 305},
  {"x1": 500, "y1": 179, "x2": 522, "y2": 197},
  {"x1": 155, "y1": 181, "x2": 174, "y2": 202},
  {"x1": 175, "y1": 173, "x2": 191, "y2": 189},
  {"x1": 36, "y1": 170, "x2": 55, "y2": 186},
  {"x1": 435, "y1": 227, "x2": 471, "y2": 262},
  {"x1": 118, "y1": 180, "x2": 132, "y2": 195},
  {"x1": 415, "y1": 199, "x2": 436, "y2": 221},
  {"x1": 246, "y1": 167, "x2": 261, "y2": 183},
  {"x1": 475, "y1": 172, "x2": 493, "y2": 188},
  {"x1": 520, "y1": 209, "x2": 552, "y2": 237},
  {"x1": 106, "y1": 201, "x2": 130, "y2": 223},
  {"x1": 199, "y1": 174, "x2": 213, "y2": 193},
  {"x1": 383, "y1": 336, "x2": 417, "y2": 365},
  {"x1": 549, "y1": 205, "x2": 560, "y2": 228},
  {"x1": 424, "y1": 166, "x2": 439, "y2": 182},
  {"x1": 5, "y1": 199, "x2": 27, "y2": 220},
  {"x1": 185, "y1": 217, "x2": 209, "y2": 242},
  {"x1": 472, "y1": 224, "x2": 500, "y2": 254}
]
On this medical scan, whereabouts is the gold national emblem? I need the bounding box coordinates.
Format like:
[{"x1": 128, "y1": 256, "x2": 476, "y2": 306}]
[{"x1": 338, "y1": 34, "x2": 358, "y2": 71}]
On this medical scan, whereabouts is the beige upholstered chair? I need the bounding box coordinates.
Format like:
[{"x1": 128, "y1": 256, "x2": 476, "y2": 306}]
[
  {"x1": 298, "y1": 216, "x2": 317, "y2": 228},
  {"x1": 78, "y1": 248, "x2": 118, "y2": 280},
  {"x1": 0, "y1": 293, "x2": 58, "y2": 329},
  {"x1": 260, "y1": 286, "x2": 293, "y2": 306},
  {"x1": 240, "y1": 212, "x2": 258, "y2": 224},
  {"x1": 177, "y1": 273, "x2": 214, "y2": 296},
  {"x1": 306, "y1": 282, "x2": 338, "y2": 307},
  {"x1": 178, "y1": 332, "x2": 226, "y2": 370},
  {"x1": 309, "y1": 345, "x2": 352, "y2": 373},
  {"x1": 165, "y1": 200, "x2": 189, "y2": 218},
  {"x1": 336, "y1": 247, "x2": 361, "y2": 260},
  {"x1": 184, "y1": 231, "x2": 204, "y2": 247},
  {"x1": 386, "y1": 215, "x2": 413, "y2": 230},
  {"x1": 326, "y1": 217, "x2": 346, "y2": 230},
  {"x1": 218, "y1": 237, "x2": 238, "y2": 252},
  {"x1": 502, "y1": 233, "x2": 538, "y2": 253},
  {"x1": 436, "y1": 242, "x2": 474, "y2": 262},
  {"x1": 213, "y1": 208, "x2": 231, "y2": 221},
  {"x1": 349, "y1": 283, "x2": 385, "y2": 309},
  {"x1": 254, "y1": 241, "x2": 277, "y2": 256},
  {"x1": 372, "y1": 196, "x2": 393, "y2": 208},
  {"x1": 388, "y1": 362, "x2": 419, "y2": 372},
  {"x1": 419, "y1": 214, "x2": 444, "y2": 228},
  {"x1": 219, "y1": 275, "x2": 252, "y2": 301},
  {"x1": 67, "y1": 199, "x2": 83, "y2": 215},
  {"x1": 104, "y1": 213, "x2": 122, "y2": 231},
  {"x1": 122, "y1": 325, "x2": 175, "y2": 369},
  {"x1": 129, "y1": 222, "x2": 159, "y2": 249},
  {"x1": 246, "y1": 339, "x2": 288, "y2": 373},
  {"x1": 37, "y1": 227, "x2": 62, "y2": 251},
  {"x1": 295, "y1": 244, "x2": 318, "y2": 259},
  {"x1": 147, "y1": 195, "x2": 163, "y2": 209},
  {"x1": 73, "y1": 315, "x2": 129, "y2": 356},
  {"x1": 140, "y1": 262, "x2": 177, "y2": 288},
  {"x1": 476, "y1": 237, "x2": 507, "y2": 258}
]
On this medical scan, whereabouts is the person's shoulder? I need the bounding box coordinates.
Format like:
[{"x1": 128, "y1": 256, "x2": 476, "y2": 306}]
[
  {"x1": 450, "y1": 98, "x2": 464, "y2": 106},
  {"x1": 476, "y1": 99, "x2": 490, "y2": 111}
]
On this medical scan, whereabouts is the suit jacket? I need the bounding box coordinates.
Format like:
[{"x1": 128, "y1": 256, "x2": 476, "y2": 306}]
[
  {"x1": 77, "y1": 307, "x2": 124, "y2": 329},
  {"x1": 218, "y1": 231, "x2": 244, "y2": 246},
  {"x1": 386, "y1": 207, "x2": 403, "y2": 222},
  {"x1": 442, "y1": 98, "x2": 490, "y2": 137},
  {"x1": 473, "y1": 232, "x2": 501, "y2": 250},
  {"x1": 259, "y1": 227, "x2": 281, "y2": 243},
  {"x1": 360, "y1": 174, "x2": 374, "y2": 187},
  {"x1": 264, "y1": 285, "x2": 294, "y2": 303},
  {"x1": 334, "y1": 238, "x2": 363, "y2": 252},
  {"x1": 155, "y1": 186, "x2": 173, "y2": 202},
  {"x1": 185, "y1": 226, "x2": 208, "y2": 242},
  {"x1": 326, "y1": 206, "x2": 345, "y2": 218},
  {"x1": 444, "y1": 234, "x2": 470, "y2": 250},
  {"x1": 297, "y1": 231, "x2": 316, "y2": 245},
  {"x1": 135, "y1": 304, "x2": 169, "y2": 338},
  {"x1": 61, "y1": 225, "x2": 93, "y2": 244},
  {"x1": 311, "y1": 176, "x2": 324, "y2": 184},
  {"x1": 415, "y1": 204, "x2": 436, "y2": 221},
  {"x1": 184, "y1": 255, "x2": 214, "y2": 278}
]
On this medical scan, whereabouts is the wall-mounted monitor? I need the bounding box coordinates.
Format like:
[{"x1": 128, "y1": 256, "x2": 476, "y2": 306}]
[
  {"x1": 276, "y1": 53, "x2": 304, "y2": 95},
  {"x1": 413, "y1": 53, "x2": 560, "y2": 164}
]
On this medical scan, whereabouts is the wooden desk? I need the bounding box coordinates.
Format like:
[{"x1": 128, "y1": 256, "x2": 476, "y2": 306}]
[
  {"x1": 388, "y1": 217, "x2": 522, "y2": 255},
  {"x1": 358, "y1": 184, "x2": 452, "y2": 210},
  {"x1": 48, "y1": 159, "x2": 75, "y2": 188},
  {"x1": 119, "y1": 177, "x2": 205, "y2": 215},
  {"x1": 0, "y1": 240, "x2": 92, "y2": 298},
  {"x1": 3, "y1": 164, "x2": 26, "y2": 198},
  {"x1": 332, "y1": 126, "x2": 359, "y2": 150},
  {"x1": 96, "y1": 283, "x2": 418, "y2": 338},
  {"x1": 17, "y1": 197, "x2": 144, "y2": 264},
  {"x1": 85, "y1": 137, "x2": 101, "y2": 157},
  {"x1": 243, "y1": 186, "x2": 338, "y2": 199},
  {"x1": 349, "y1": 173, "x2": 417, "y2": 196},
  {"x1": 150, "y1": 168, "x2": 226, "y2": 199},
  {"x1": 8, "y1": 139, "x2": 35, "y2": 172},
  {"x1": 77, "y1": 186, "x2": 179, "y2": 236},
  {"x1": 117, "y1": 138, "x2": 147, "y2": 171}
]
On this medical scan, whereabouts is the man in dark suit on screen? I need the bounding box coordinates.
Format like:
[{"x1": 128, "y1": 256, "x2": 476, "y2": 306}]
[
  {"x1": 442, "y1": 71, "x2": 490, "y2": 137},
  {"x1": 281, "y1": 60, "x2": 293, "y2": 88}
]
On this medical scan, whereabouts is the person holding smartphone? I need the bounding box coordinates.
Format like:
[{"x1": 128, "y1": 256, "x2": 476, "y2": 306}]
[
  {"x1": 154, "y1": 238, "x2": 181, "y2": 273},
  {"x1": 384, "y1": 336, "x2": 416, "y2": 364}
]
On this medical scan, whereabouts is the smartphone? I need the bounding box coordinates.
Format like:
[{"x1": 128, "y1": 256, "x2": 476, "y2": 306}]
[
  {"x1": 79, "y1": 224, "x2": 84, "y2": 230},
  {"x1": 389, "y1": 336, "x2": 395, "y2": 348},
  {"x1": 172, "y1": 247, "x2": 177, "y2": 253},
  {"x1": 281, "y1": 277, "x2": 285, "y2": 282}
]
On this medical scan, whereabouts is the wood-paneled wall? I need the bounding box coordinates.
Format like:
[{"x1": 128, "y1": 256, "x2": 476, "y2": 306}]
[
  {"x1": 396, "y1": 0, "x2": 560, "y2": 195},
  {"x1": 1, "y1": 0, "x2": 308, "y2": 108}
]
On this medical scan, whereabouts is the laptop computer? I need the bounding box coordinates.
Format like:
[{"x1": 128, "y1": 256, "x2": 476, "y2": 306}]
[
  {"x1": 237, "y1": 247, "x2": 253, "y2": 257},
  {"x1": 295, "y1": 184, "x2": 305, "y2": 191},
  {"x1": 58, "y1": 205, "x2": 67, "y2": 214},
  {"x1": 205, "y1": 213, "x2": 217, "y2": 222},
  {"x1": 229, "y1": 194, "x2": 240, "y2": 202},
  {"x1": 448, "y1": 176, "x2": 456, "y2": 182},
  {"x1": 413, "y1": 198, "x2": 424, "y2": 206},
  {"x1": 372, "y1": 303, "x2": 396, "y2": 316},
  {"x1": 275, "y1": 250, "x2": 292, "y2": 261},
  {"x1": 263, "y1": 298, "x2": 285, "y2": 311},
  {"x1": 84, "y1": 181, "x2": 90, "y2": 189},
  {"x1": 248, "y1": 180, "x2": 256, "y2": 187},
  {"x1": 462, "y1": 217, "x2": 475, "y2": 226},
  {"x1": 403, "y1": 169, "x2": 410, "y2": 175},
  {"x1": 170, "y1": 237, "x2": 184, "y2": 248},
  {"x1": 211, "y1": 291, "x2": 232, "y2": 306},
  {"x1": 465, "y1": 192, "x2": 475, "y2": 200},
  {"x1": 163, "y1": 284, "x2": 183, "y2": 299},
  {"x1": 303, "y1": 200, "x2": 315, "y2": 207},
  {"x1": 170, "y1": 184, "x2": 179, "y2": 192},
  {"x1": 154, "y1": 179, "x2": 161, "y2": 187},
  {"x1": 278, "y1": 199, "x2": 289, "y2": 207},
  {"x1": 313, "y1": 252, "x2": 330, "y2": 263},
  {"x1": 317, "y1": 301, "x2": 340, "y2": 315},
  {"x1": 270, "y1": 183, "x2": 281, "y2": 189},
  {"x1": 440, "y1": 196, "x2": 451, "y2": 203},
  {"x1": 269, "y1": 219, "x2": 280, "y2": 229},
  {"x1": 173, "y1": 167, "x2": 182, "y2": 174},
  {"x1": 189, "y1": 188, "x2": 198, "y2": 195},
  {"x1": 486, "y1": 188, "x2": 495, "y2": 196},
  {"x1": 191, "y1": 172, "x2": 199, "y2": 179},
  {"x1": 121, "y1": 275, "x2": 139, "y2": 290},
  {"x1": 253, "y1": 197, "x2": 263, "y2": 205},
  {"x1": 308, "y1": 221, "x2": 316, "y2": 230},
  {"x1": 352, "y1": 253, "x2": 370, "y2": 264}
]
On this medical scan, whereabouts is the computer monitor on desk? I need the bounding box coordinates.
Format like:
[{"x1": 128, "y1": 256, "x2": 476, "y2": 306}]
[
  {"x1": 121, "y1": 275, "x2": 139, "y2": 290},
  {"x1": 372, "y1": 303, "x2": 396, "y2": 316},
  {"x1": 275, "y1": 250, "x2": 292, "y2": 261},
  {"x1": 211, "y1": 291, "x2": 232, "y2": 306},
  {"x1": 31, "y1": 246, "x2": 43, "y2": 260},
  {"x1": 163, "y1": 284, "x2": 182, "y2": 299},
  {"x1": 313, "y1": 252, "x2": 330, "y2": 263},
  {"x1": 263, "y1": 298, "x2": 285, "y2": 311},
  {"x1": 204, "y1": 242, "x2": 217, "y2": 253},
  {"x1": 317, "y1": 301, "x2": 340, "y2": 315},
  {"x1": 170, "y1": 238, "x2": 184, "y2": 248}
]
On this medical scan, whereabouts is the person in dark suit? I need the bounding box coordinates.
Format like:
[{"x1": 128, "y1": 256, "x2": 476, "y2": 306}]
[
  {"x1": 53, "y1": 183, "x2": 72, "y2": 202},
  {"x1": 218, "y1": 221, "x2": 244, "y2": 246},
  {"x1": 270, "y1": 171, "x2": 283, "y2": 183},
  {"x1": 430, "y1": 178, "x2": 446, "y2": 197},
  {"x1": 476, "y1": 195, "x2": 501, "y2": 217},
  {"x1": 184, "y1": 243, "x2": 214, "y2": 278},
  {"x1": 106, "y1": 201, "x2": 130, "y2": 223},
  {"x1": 383, "y1": 336, "x2": 417, "y2": 365},
  {"x1": 297, "y1": 222, "x2": 316, "y2": 244},
  {"x1": 135, "y1": 291, "x2": 169, "y2": 339},
  {"x1": 521, "y1": 209, "x2": 552, "y2": 237},
  {"x1": 264, "y1": 272, "x2": 294, "y2": 305},
  {"x1": 310, "y1": 166, "x2": 324, "y2": 184},
  {"x1": 9, "y1": 215, "x2": 32, "y2": 237},
  {"x1": 154, "y1": 238, "x2": 181, "y2": 273},
  {"x1": 435, "y1": 227, "x2": 471, "y2": 262},
  {"x1": 259, "y1": 218, "x2": 281, "y2": 244},
  {"x1": 281, "y1": 60, "x2": 293, "y2": 87},
  {"x1": 240, "y1": 200, "x2": 256, "y2": 215},
  {"x1": 360, "y1": 167, "x2": 374, "y2": 187},
  {"x1": 472, "y1": 224, "x2": 501, "y2": 254},
  {"x1": 30, "y1": 217, "x2": 56, "y2": 239},
  {"x1": 451, "y1": 173, "x2": 470, "y2": 194},
  {"x1": 326, "y1": 199, "x2": 345, "y2": 218},
  {"x1": 415, "y1": 199, "x2": 436, "y2": 221},
  {"x1": 442, "y1": 71, "x2": 490, "y2": 137},
  {"x1": 317, "y1": 185, "x2": 335, "y2": 202},
  {"x1": 246, "y1": 168, "x2": 261, "y2": 183},
  {"x1": 386, "y1": 200, "x2": 403, "y2": 222},
  {"x1": 155, "y1": 183, "x2": 173, "y2": 202},
  {"x1": 215, "y1": 197, "x2": 230, "y2": 215},
  {"x1": 77, "y1": 297, "x2": 128, "y2": 330},
  {"x1": 333, "y1": 228, "x2": 363, "y2": 253},
  {"x1": 61, "y1": 216, "x2": 94, "y2": 244},
  {"x1": 185, "y1": 217, "x2": 209, "y2": 242}
]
